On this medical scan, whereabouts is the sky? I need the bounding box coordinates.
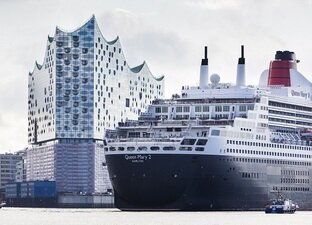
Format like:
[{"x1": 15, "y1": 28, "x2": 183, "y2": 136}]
[{"x1": 1, "y1": 0, "x2": 312, "y2": 153}]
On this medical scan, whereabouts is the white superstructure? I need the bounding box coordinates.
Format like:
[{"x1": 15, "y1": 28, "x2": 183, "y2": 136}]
[{"x1": 106, "y1": 47, "x2": 312, "y2": 144}]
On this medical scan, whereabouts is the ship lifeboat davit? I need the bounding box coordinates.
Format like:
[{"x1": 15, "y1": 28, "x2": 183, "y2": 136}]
[{"x1": 268, "y1": 51, "x2": 298, "y2": 87}]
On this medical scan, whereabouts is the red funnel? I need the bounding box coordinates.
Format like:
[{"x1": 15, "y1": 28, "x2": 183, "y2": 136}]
[{"x1": 268, "y1": 51, "x2": 297, "y2": 87}]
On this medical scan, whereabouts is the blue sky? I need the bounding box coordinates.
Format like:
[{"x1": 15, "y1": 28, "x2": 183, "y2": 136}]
[{"x1": 1, "y1": 0, "x2": 312, "y2": 152}]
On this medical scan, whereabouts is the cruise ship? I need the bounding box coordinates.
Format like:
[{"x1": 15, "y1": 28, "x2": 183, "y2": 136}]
[{"x1": 104, "y1": 46, "x2": 312, "y2": 210}]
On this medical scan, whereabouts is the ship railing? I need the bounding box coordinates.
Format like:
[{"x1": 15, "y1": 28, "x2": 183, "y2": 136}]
[
  {"x1": 289, "y1": 133, "x2": 300, "y2": 141},
  {"x1": 287, "y1": 133, "x2": 293, "y2": 140},
  {"x1": 294, "y1": 133, "x2": 300, "y2": 140},
  {"x1": 271, "y1": 132, "x2": 299, "y2": 142},
  {"x1": 107, "y1": 137, "x2": 182, "y2": 143},
  {"x1": 270, "y1": 137, "x2": 310, "y2": 146},
  {"x1": 152, "y1": 98, "x2": 258, "y2": 105}
]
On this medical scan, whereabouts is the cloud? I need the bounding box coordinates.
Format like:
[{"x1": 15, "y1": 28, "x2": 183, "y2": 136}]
[
  {"x1": 97, "y1": 8, "x2": 194, "y2": 93},
  {"x1": 185, "y1": 0, "x2": 241, "y2": 10},
  {"x1": 0, "y1": 113, "x2": 4, "y2": 127}
]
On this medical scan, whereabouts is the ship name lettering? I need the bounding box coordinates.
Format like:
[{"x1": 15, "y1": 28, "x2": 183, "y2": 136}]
[
  {"x1": 291, "y1": 90, "x2": 310, "y2": 99},
  {"x1": 125, "y1": 155, "x2": 137, "y2": 160},
  {"x1": 137, "y1": 154, "x2": 150, "y2": 161},
  {"x1": 124, "y1": 154, "x2": 152, "y2": 162}
]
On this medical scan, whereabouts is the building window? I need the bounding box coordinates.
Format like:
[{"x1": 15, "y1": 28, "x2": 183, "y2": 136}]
[
  {"x1": 195, "y1": 106, "x2": 202, "y2": 112},
  {"x1": 126, "y1": 98, "x2": 130, "y2": 107},
  {"x1": 247, "y1": 105, "x2": 254, "y2": 110},
  {"x1": 239, "y1": 105, "x2": 247, "y2": 111},
  {"x1": 183, "y1": 106, "x2": 190, "y2": 112},
  {"x1": 176, "y1": 106, "x2": 182, "y2": 113},
  {"x1": 162, "y1": 107, "x2": 168, "y2": 113},
  {"x1": 155, "y1": 107, "x2": 161, "y2": 113},
  {"x1": 56, "y1": 53, "x2": 63, "y2": 59},
  {"x1": 223, "y1": 105, "x2": 230, "y2": 112},
  {"x1": 56, "y1": 42, "x2": 63, "y2": 47},
  {"x1": 73, "y1": 36, "x2": 79, "y2": 42},
  {"x1": 215, "y1": 106, "x2": 222, "y2": 112},
  {"x1": 203, "y1": 106, "x2": 209, "y2": 112}
]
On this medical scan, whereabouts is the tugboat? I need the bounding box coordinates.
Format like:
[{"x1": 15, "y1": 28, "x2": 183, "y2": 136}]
[{"x1": 265, "y1": 195, "x2": 298, "y2": 213}]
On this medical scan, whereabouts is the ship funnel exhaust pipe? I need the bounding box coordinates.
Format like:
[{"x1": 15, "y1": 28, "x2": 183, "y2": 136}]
[
  {"x1": 236, "y1": 45, "x2": 246, "y2": 87},
  {"x1": 240, "y1": 45, "x2": 245, "y2": 62},
  {"x1": 199, "y1": 46, "x2": 209, "y2": 89}
]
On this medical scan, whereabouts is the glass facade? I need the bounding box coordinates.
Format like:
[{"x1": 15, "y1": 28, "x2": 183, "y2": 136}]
[
  {"x1": 26, "y1": 16, "x2": 165, "y2": 193},
  {"x1": 55, "y1": 19, "x2": 95, "y2": 139},
  {"x1": 28, "y1": 16, "x2": 165, "y2": 144}
]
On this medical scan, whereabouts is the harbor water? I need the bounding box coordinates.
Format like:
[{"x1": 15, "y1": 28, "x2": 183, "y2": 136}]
[{"x1": 1, "y1": 208, "x2": 312, "y2": 225}]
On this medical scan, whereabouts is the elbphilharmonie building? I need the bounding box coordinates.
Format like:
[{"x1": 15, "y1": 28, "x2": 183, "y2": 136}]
[{"x1": 27, "y1": 15, "x2": 164, "y2": 193}]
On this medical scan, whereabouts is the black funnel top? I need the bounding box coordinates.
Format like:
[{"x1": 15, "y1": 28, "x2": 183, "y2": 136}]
[
  {"x1": 201, "y1": 46, "x2": 208, "y2": 65},
  {"x1": 238, "y1": 45, "x2": 245, "y2": 64},
  {"x1": 275, "y1": 51, "x2": 296, "y2": 61}
]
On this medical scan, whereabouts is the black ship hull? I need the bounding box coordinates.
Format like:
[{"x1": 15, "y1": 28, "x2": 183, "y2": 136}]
[{"x1": 105, "y1": 153, "x2": 312, "y2": 210}]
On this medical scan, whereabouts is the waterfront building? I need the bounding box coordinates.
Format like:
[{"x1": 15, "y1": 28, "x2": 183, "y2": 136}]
[
  {"x1": 27, "y1": 15, "x2": 164, "y2": 193},
  {"x1": 15, "y1": 150, "x2": 26, "y2": 183},
  {"x1": 0, "y1": 153, "x2": 23, "y2": 196},
  {"x1": 5, "y1": 181, "x2": 57, "y2": 207}
]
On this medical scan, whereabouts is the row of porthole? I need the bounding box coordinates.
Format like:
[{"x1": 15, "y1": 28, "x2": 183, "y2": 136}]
[
  {"x1": 230, "y1": 156, "x2": 312, "y2": 167},
  {"x1": 106, "y1": 146, "x2": 205, "y2": 152}
]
